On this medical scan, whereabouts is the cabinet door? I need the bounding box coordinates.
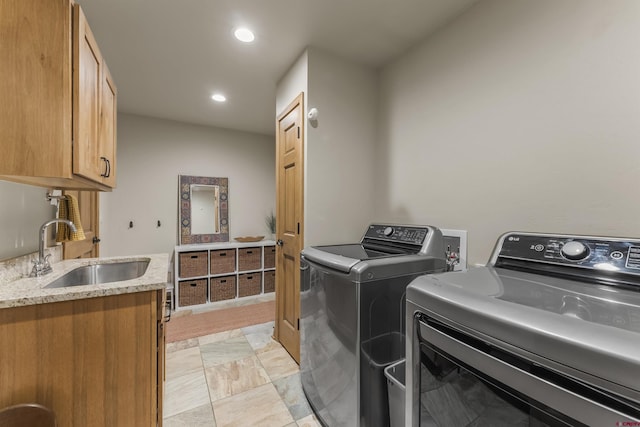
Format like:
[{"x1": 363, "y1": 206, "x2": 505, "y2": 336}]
[
  {"x1": 99, "y1": 64, "x2": 117, "y2": 188},
  {"x1": 73, "y1": 4, "x2": 105, "y2": 183},
  {"x1": 0, "y1": 292, "x2": 159, "y2": 426},
  {"x1": 0, "y1": 0, "x2": 73, "y2": 179}
]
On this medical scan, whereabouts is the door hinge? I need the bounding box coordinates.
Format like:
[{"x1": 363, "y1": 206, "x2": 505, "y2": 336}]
[{"x1": 297, "y1": 126, "x2": 300, "y2": 139}]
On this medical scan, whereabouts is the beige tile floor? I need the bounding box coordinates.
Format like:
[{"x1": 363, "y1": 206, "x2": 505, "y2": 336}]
[{"x1": 164, "y1": 321, "x2": 322, "y2": 427}]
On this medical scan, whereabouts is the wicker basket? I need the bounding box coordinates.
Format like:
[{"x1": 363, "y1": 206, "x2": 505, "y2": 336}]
[
  {"x1": 264, "y1": 246, "x2": 276, "y2": 269},
  {"x1": 210, "y1": 275, "x2": 236, "y2": 301},
  {"x1": 238, "y1": 247, "x2": 261, "y2": 271},
  {"x1": 178, "y1": 279, "x2": 207, "y2": 306},
  {"x1": 238, "y1": 273, "x2": 261, "y2": 297},
  {"x1": 210, "y1": 249, "x2": 236, "y2": 274},
  {"x1": 263, "y1": 270, "x2": 275, "y2": 293},
  {"x1": 179, "y1": 251, "x2": 208, "y2": 277}
]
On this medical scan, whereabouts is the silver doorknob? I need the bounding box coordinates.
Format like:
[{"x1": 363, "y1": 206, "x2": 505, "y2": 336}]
[{"x1": 276, "y1": 239, "x2": 283, "y2": 246}]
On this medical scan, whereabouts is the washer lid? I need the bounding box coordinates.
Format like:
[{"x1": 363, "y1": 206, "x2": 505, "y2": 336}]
[
  {"x1": 301, "y1": 244, "x2": 402, "y2": 273},
  {"x1": 300, "y1": 224, "x2": 446, "y2": 273},
  {"x1": 312, "y1": 243, "x2": 403, "y2": 259},
  {"x1": 406, "y1": 267, "x2": 640, "y2": 397}
]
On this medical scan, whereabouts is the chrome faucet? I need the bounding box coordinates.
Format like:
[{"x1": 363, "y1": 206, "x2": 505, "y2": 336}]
[{"x1": 30, "y1": 219, "x2": 77, "y2": 277}]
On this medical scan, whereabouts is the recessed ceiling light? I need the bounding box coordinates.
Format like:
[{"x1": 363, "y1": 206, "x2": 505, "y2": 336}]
[
  {"x1": 234, "y1": 27, "x2": 255, "y2": 43},
  {"x1": 211, "y1": 93, "x2": 226, "y2": 102}
]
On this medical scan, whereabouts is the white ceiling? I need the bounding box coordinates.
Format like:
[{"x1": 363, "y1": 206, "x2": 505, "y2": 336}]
[{"x1": 77, "y1": 0, "x2": 478, "y2": 136}]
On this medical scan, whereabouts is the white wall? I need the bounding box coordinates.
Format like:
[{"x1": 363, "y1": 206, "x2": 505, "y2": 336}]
[
  {"x1": 276, "y1": 48, "x2": 378, "y2": 247},
  {"x1": 306, "y1": 47, "x2": 378, "y2": 245},
  {"x1": 276, "y1": 50, "x2": 308, "y2": 120},
  {"x1": 0, "y1": 181, "x2": 56, "y2": 260},
  {"x1": 100, "y1": 113, "x2": 275, "y2": 257},
  {"x1": 378, "y1": 0, "x2": 640, "y2": 265}
]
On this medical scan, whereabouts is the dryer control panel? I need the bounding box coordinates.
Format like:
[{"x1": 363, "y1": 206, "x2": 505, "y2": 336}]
[{"x1": 493, "y1": 233, "x2": 640, "y2": 277}]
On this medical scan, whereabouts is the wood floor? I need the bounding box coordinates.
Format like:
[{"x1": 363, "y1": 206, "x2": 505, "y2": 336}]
[{"x1": 166, "y1": 300, "x2": 276, "y2": 343}]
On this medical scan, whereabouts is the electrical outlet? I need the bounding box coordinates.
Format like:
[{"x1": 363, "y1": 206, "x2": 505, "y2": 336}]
[{"x1": 440, "y1": 228, "x2": 468, "y2": 271}]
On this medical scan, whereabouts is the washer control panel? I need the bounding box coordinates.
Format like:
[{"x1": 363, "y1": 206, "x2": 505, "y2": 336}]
[
  {"x1": 495, "y1": 233, "x2": 640, "y2": 275},
  {"x1": 364, "y1": 224, "x2": 429, "y2": 246}
]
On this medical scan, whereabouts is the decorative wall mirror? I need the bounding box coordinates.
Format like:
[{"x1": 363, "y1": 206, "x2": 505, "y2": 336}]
[{"x1": 179, "y1": 175, "x2": 229, "y2": 244}]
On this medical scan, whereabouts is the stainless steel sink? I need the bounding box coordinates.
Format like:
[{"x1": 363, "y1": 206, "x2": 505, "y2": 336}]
[{"x1": 45, "y1": 260, "x2": 150, "y2": 288}]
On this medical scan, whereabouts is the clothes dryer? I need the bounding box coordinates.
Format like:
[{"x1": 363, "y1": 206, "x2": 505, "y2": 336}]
[{"x1": 406, "y1": 232, "x2": 640, "y2": 426}]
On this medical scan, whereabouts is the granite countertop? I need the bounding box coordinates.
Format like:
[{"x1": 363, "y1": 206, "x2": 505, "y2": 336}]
[{"x1": 0, "y1": 253, "x2": 169, "y2": 309}]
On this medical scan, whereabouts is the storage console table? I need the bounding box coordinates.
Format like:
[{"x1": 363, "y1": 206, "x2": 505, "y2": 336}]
[{"x1": 173, "y1": 241, "x2": 276, "y2": 310}]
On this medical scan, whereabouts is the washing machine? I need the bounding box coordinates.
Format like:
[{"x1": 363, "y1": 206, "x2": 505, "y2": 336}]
[
  {"x1": 406, "y1": 232, "x2": 640, "y2": 426},
  {"x1": 300, "y1": 224, "x2": 448, "y2": 427}
]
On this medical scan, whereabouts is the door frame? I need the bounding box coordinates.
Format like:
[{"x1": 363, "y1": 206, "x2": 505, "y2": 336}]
[{"x1": 62, "y1": 190, "x2": 99, "y2": 259}]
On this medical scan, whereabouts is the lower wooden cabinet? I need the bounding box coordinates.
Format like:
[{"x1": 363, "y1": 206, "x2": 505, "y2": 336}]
[{"x1": 0, "y1": 290, "x2": 165, "y2": 427}]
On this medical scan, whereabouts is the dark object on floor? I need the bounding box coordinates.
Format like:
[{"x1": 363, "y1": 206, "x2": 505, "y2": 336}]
[{"x1": 0, "y1": 403, "x2": 56, "y2": 427}]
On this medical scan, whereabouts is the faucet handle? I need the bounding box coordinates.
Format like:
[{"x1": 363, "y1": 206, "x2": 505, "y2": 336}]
[
  {"x1": 30, "y1": 259, "x2": 43, "y2": 277},
  {"x1": 38, "y1": 254, "x2": 54, "y2": 276}
]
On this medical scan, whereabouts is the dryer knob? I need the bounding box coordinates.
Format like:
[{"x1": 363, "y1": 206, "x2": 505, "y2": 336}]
[
  {"x1": 383, "y1": 227, "x2": 394, "y2": 237},
  {"x1": 561, "y1": 241, "x2": 589, "y2": 260}
]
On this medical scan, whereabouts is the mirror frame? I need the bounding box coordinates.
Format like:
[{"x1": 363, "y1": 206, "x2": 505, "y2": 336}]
[{"x1": 179, "y1": 175, "x2": 229, "y2": 244}]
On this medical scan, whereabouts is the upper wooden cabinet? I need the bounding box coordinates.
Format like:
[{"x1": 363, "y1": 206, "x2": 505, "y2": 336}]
[{"x1": 0, "y1": 0, "x2": 117, "y2": 191}]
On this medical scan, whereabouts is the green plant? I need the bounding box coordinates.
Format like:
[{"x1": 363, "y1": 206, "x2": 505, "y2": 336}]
[{"x1": 265, "y1": 211, "x2": 276, "y2": 234}]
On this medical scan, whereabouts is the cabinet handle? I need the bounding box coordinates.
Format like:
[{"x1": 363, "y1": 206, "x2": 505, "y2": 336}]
[
  {"x1": 247, "y1": 275, "x2": 253, "y2": 280},
  {"x1": 190, "y1": 283, "x2": 197, "y2": 287},
  {"x1": 247, "y1": 250, "x2": 253, "y2": 254},
  {"x1": 220, "y1": 279, "x2": 226, "y2": 283},
  {"x1": 105, "y1": 158, "x2": 111, "y2": 177},
  {"x1": 100, "y1": 156, "x2": 109, "y2": 177},
  {"x1": 191, "y1": 255, "x2": 198, "y2": 259},
  {"x1": 219, "y1": 253, "x2": 226, "y2": 257}
]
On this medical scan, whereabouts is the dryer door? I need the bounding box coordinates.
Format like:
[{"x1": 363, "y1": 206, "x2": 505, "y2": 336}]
[{"x1": 412, "y1": 314, "x2": 640, "y2": 426}]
